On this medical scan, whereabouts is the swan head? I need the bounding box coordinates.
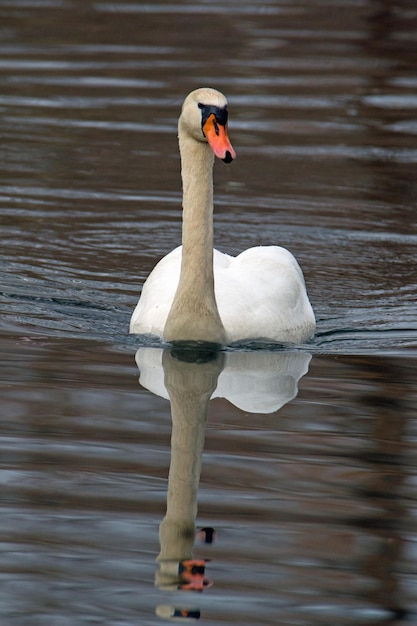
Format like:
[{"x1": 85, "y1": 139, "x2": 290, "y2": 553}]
[{"x1": 179, "y1": 87, "x2": 236, "y2": 163}]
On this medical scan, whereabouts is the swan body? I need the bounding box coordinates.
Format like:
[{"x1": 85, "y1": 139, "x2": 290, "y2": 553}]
[
  {"x1": 131, "y1": 244, "x2": 314, "y2": 343},
  {"x1": 130, "y1": 87, "x2": 315, "y2": 344}
]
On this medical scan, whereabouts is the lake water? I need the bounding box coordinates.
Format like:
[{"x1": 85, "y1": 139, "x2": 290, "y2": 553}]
[{"x1": 1, "y1": 1, "x2": 417, "y2": 624}]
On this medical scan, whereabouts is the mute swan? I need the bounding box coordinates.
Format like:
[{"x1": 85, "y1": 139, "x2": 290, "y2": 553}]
[{"x1": 130, "y1": 87, "x2": 315, "y2": 344}]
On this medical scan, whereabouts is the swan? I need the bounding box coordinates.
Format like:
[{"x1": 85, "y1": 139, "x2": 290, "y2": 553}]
[{"x1": 130, "y1": 87, "x2": 315, "y2": 344}]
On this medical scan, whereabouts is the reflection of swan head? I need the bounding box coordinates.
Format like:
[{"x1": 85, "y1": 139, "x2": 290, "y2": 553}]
[
  {"x1": 136, "y1": 348, "x2": 312, "y2": 414},
  {"x1": 156, "y1": 605, "x2": 200, "y2": 621}
]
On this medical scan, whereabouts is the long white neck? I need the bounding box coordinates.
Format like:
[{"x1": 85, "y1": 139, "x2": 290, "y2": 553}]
[{"x1": 163, "y1": 122, "x2": 226, "y2": 344}]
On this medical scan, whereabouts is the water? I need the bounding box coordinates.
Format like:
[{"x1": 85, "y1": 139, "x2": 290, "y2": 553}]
[{"x1": 1, "y1": 0, "x2": 417, "y2": 624}]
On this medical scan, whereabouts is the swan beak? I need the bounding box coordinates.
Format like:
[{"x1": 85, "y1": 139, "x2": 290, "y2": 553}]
[{"x1": 203, "y1": 113, "x2": 236, "y2": 163}]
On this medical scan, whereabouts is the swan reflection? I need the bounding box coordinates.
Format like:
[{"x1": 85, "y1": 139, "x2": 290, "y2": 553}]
[
  {"x1": 136, "y1": 346, "x2": 311, "y2": 414},
  {"x1": 135, "y1": 345, "x2": 311, "y2": 620}
]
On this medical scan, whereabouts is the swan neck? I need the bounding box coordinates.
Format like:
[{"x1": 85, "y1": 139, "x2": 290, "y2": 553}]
[
  {"x1": 163, "y1": 125, "x2": 226, "y2": 344},
  {"x1": 180, "y1": 131, "x2": 215, "y2": 265}
]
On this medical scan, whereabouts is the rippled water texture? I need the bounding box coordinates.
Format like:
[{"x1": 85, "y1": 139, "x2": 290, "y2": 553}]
[{"x1": 1, "y1": 1, "x2": 417, "y2": 624}]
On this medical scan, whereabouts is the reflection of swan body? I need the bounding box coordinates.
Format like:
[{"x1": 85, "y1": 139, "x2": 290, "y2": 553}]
[
  {"x1": 136, "y1": 347, "x2": 311, "y2": 414},
  {"x1": 130, "y1": 87, "x2": 315, "y2": 345}
]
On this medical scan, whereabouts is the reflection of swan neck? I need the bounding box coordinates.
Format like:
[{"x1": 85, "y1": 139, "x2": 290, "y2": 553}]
[{"x1": 157, "y1": 351, "x2": 223, "y2": 566}]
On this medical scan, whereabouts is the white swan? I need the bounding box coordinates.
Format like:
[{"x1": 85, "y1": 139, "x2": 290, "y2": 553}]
[{"x1": 130, "y1": 87, "x2": 315, "y2": 344}]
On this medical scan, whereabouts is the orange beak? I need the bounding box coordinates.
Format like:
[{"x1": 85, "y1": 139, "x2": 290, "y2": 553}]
[{"x1": 202, "y1": 113, "x2": 236, "y2": 163}]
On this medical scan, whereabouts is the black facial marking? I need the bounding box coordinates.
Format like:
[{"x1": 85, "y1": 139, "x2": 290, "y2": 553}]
[{"x1": 198, "y1": 103, "x2": 228, "y2": 130}]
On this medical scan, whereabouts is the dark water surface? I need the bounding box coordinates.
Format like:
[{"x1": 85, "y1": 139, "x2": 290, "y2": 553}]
[{"x1": 1, "y1": 1, "x2": 417, "y2": 624}]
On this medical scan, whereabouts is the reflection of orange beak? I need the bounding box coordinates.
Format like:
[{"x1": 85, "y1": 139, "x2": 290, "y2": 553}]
[
  {"x1": 202, "y1": 113, "x2": 236, "y2": 163},
  {"x1": 178, "y1": 559, "x2": 213, "y2": 591}
]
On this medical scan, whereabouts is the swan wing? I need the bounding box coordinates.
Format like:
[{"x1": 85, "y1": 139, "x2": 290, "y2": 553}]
[
  {"x1": 129, "y1": 247, "x2": 182, "y2": 336},
  {"x1": 214, "y1": 246, "x2": 315, "y2": 343}
]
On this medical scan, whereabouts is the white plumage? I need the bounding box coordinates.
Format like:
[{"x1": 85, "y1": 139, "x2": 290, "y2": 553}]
[{"x1": 131, "y1": 245, "x2": 315, "y2": 343}]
